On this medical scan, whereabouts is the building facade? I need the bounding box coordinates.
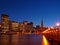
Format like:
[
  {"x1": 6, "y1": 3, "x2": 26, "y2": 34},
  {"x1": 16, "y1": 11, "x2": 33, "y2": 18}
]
[
  {"x1": 26, "y1": 22, "x2": 33, "y2": 32},
  {"x1": 1, "y1": 14, "x2": 9, "y2": 32},
  {"x1": 9, "y1": 21, "x2": 19, "y2": 31},
  {"x1": 18, "y1": 22, "x2": 24, "y2": 32}
]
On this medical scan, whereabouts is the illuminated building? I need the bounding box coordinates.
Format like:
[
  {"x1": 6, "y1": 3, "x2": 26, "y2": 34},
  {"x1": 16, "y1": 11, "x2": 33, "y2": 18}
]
[
  {"x1": 0, "y1": 23, "x2": 1, "y2": 31},
  {"x1": 40, "y1": 19, "x2": 48, "y2": 31},
  {"x1": 25, "y1": 22, "x2": 33, "y2": 32},
  {"x1": 9, "y1": 21, "x2": 19, "y2": 31},
  {"x1": 33, "y1": 27, "x2": 36, "y2": 31},
  {"x1": 23, "y1": 20, "x2": 28, "y2": 32},
  {"x1": 18, "y1": 22, "x2": 24, "y2": 32},
  {"x1": 1, "y1": 14, "x2": 9, "y2": 32},
  {"x1": 41, "y1": 19, "x2": 44, "y2": 30},
  {"x1": 36, "y1": 25, "x2": 41, "y2": 31},
  {"x1": 18, "y1": 21, "x2": 33, "y2": 32},
  {"x1": 0, "y1": 14, "x2": 47, "y2": 33}
]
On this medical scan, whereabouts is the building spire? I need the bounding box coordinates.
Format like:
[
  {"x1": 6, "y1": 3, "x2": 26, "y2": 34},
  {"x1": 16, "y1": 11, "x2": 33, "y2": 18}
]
[{"x1": 41, "y1": 19, "x2": 44, "y2": 30}]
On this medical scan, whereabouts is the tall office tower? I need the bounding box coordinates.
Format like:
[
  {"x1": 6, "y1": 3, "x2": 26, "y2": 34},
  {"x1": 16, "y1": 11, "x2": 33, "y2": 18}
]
[
  {"x1": 1, "y1": 14, "x2": 9, "y2": 32},
  {"x1": 41, "y1": 19, "x2": 44, "y2": 30}
]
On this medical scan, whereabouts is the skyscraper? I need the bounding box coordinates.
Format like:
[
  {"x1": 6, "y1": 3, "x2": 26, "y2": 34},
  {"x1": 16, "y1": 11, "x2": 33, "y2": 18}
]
[{"x1": 41, "y1": 19, "x2": 44, "y2": 31}]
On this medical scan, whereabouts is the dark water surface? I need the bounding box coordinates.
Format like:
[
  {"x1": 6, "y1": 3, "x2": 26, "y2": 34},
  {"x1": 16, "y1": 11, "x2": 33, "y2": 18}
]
[{"x1": 0, "y1": 33, "x2": 51, "y2": 45}]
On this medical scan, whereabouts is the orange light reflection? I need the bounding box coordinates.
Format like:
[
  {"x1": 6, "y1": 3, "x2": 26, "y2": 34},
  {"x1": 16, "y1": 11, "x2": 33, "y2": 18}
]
[{"x1": 42, "y1": 35, "x2": 49, "y2": 45}]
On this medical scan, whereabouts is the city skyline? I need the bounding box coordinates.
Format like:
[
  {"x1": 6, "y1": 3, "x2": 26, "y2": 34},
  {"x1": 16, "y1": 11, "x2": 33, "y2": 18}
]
[
  {"x1": 0, "y1": 14, "x2": 43, "y2": 27},
  {"x1": 0, "y1": 14, "x2": 45, "y2": 33},
  {"x1": 0, "y1": 0, "x2": 60, "y2": 27}
]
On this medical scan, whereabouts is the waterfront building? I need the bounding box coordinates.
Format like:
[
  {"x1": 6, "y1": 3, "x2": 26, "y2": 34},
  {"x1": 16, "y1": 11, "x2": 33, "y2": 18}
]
[
  {"x1": 23, "y1": 20, "x2": 28, "y2": 32},
  {"x1": 25, "y1": 22, "x2": 33, "y2": 32},
  {"x1": 36, "y1": 25, "x2": 41, "y2": 31},
  {"x1": 0, "y1": 23, "x2": 1, "y2": 31},
  {"x1": 18, "y1": 22, "x2": 24, "y2": 32},
  {"x1": 0, "y1": 14, "x2": 47, "y2": 33},
  {"x1": 18, "y1": 21, "x2": 33, "y2": 33},
  {"x1": 9, "y1": 21, "x2": 19, "y2": 31},
  {"x1": 1, "y1": 14, "x2": 9, "y2": 32},
  {"x1": 33, "y1": 27, "x2": 36, "y2": 31}
]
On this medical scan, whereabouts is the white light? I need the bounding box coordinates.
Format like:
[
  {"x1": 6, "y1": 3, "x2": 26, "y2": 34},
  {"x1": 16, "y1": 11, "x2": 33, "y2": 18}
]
[{"x1": 56, "y1": 22, "x2": 60, "y2": 26}]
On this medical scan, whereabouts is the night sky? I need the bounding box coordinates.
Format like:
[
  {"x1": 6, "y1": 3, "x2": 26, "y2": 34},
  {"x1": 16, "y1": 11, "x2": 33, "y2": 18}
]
[{"x1": 0, "y1": 0, "x2": 60, "y2": 27}]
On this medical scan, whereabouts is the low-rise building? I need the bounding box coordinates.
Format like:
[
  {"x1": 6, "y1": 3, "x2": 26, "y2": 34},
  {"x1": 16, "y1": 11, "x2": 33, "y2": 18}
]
[
  {"x1": 9, "y1": 21, "x2": 19, "y2": 31},
  {"x1": 36, "y1": 25, "x2": 41, "y2": 31},
  {"x1": 0, "y1": 23, "x2": 1, "y2": 31},
  {"x1": 25, "y1": 22, "x2": 33, "y2": 32},
  {"x1": 18, "y1": 22, "x2": 24, "y2": 32}
]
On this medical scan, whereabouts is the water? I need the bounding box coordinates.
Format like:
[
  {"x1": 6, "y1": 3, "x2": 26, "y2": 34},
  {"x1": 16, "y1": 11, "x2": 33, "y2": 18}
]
[{"x1": 0, "y1": 33, "x2": 51, "y2": 45}]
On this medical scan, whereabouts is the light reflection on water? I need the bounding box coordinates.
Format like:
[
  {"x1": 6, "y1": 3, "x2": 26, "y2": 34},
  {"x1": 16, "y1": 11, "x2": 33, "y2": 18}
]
[
  {"x1": 42, "y1": 35, "x2": 49, "y2": 45},
  {"x1": 0, "y1": 34, "x2": 50, "y2": 45}
]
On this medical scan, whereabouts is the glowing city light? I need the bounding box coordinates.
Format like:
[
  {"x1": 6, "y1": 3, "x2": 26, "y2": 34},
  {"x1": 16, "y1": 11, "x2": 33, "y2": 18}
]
[{"x1": 56, "y1": 22, "x2": 60, "y2": 26}]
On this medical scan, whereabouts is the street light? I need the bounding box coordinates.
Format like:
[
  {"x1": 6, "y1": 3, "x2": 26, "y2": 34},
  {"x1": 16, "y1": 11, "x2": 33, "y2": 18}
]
[
  {"x1": 56, "y1": 22, "x2": 60, "y2": 38},
  {"x1": 56, "y1": 22, "x2": 60, "y2": 26}
]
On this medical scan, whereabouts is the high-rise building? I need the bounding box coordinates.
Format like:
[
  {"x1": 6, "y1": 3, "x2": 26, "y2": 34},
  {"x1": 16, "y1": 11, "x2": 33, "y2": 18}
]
[
  {"x1": 41, "y1": 19, "x2": 43, "y2": 28},
  {"x1": 41, "y1": 19, "x2": 44, "y2": 31},
  {"x1": 1, "y1": 14, "x2": 9, "y2": 32}
]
